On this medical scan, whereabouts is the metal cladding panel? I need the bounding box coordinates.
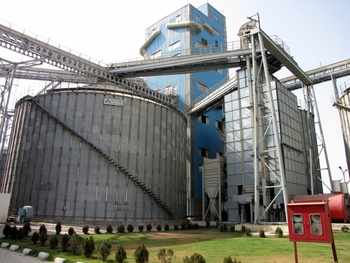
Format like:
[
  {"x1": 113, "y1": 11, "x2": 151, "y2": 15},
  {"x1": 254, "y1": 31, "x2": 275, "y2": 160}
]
[{"x1": 4, "y1": 84, "x2": 187, "y2": 222}]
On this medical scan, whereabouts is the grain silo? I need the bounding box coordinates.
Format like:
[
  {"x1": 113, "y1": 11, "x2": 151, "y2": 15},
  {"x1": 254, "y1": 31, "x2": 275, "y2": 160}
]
[{"x1": 1, "y1": 83, "x2": 187, "y2": 222}]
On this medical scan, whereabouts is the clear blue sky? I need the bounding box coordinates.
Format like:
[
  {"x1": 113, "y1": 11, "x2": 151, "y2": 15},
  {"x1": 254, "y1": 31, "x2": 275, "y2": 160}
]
[{"x1": 1, "y1": 0, "x2": 349, "y2": 189}]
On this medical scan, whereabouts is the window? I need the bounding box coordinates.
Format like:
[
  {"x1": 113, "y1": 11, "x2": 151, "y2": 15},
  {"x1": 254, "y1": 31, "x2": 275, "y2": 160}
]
[
  {"x1": 176, "y1": 15, "x2": 181, "y2": 22},
  {"x1": 292, "y1": 214, "x2": 304, "y2": 235},
  {"x1": 201, "y1": 38, "x2": 208, "y2": 46},
  {"x1": 198, "y1": 115, "x2": 209, "y2": 124},
  {"x1": 151, "y1": 50, "x2": 162, "y2": 59},
  {"x1": 216, "y1": 120, "x2": 222, "y2": 130},
  {"x1": 196, "y1": 15, "x2": 201, "y2": 22},
  {"x1": 310, "y1": 214, "x2": 322, "y2": 235},
  {"x1": 213, "y1": 27, "x2": 221, "y2": 36},
  {"x1": 198, "y1": 82, "x2": 208, "y2": 92},
  {"x1": 169, "y1": 41, "x2": 180, "y2": 51},
  {"x1": 198, "y1": 147, "x2": 209, "y2": 157}
]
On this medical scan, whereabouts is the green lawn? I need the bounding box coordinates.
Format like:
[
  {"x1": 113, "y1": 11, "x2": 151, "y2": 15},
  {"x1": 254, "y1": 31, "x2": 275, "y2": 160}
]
[{"x1": 1, "y1": 227, "x2": 349, "y2": 263}]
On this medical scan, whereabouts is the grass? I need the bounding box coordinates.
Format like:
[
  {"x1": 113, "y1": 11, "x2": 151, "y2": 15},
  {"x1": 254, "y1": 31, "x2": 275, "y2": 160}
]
[{"x1": 1, "y1": 227, "x2": 349, "y2": 262}]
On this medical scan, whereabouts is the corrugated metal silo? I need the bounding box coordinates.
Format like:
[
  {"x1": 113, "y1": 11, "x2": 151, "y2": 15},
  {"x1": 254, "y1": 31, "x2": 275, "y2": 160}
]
[
  {"x1": 337, "y1": 87, "x2": 350, "y2": 171},
  {"x1": 1, "y1": 83, "x2": 187, "y2": 222}
]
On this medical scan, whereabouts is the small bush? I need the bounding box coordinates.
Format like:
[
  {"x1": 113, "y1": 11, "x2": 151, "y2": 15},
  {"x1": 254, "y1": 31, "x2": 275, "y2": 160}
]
[
  {"x1": 181, "y1": 223, "x2": 186, "y2": 230},
  {"x1": 83, "y1": 236, "x2": 95, "y2": 258},
  {"x1": 219, "y1": 224, "x2": 228, "y2": 232},
  {"x1": 39, "y1": 224, "x2": 47, "y2": 235},
  {"x1": 68, "y1": 227, "x2": 75, "y2": 235},
  {"x1": 94, "y1": 226, "x2": 101, "y2": 234},
  {"x1": 341, "y1": 225, "x2": 349, "y2": 232},
  {"x1": 156, "y1": 224, "x2": 162, "y2": 231},
  {"x1": 275, "y1": 227, "x2": 283, "y2": 237},
  {"x1": 61, "y1": 234, "x2": 70, "y2": 252},
  {"x1": 106, "y1": 225, "x2": 113, "y2": 234},
  {"x1": 174, "y1": 224, "x2": 179, "y2": 230},
  {"x1": 164, "y1": 224, "x2": 170, "y2": 231},
  {"x1": 245, "y1": 228, "x2": 252, "y2": 236},
  {"x1": 230, "y1": 225, "x2": 235, "y2": 232},
  {"x1": 205, "y1": 218, "x2": 210, "y2": 228},
  {"x1": 115, "y1": 245, "x2": 127, "y2": 263},
  {"x1": 146, "y1": 223, "x2": 152, "y2": 232},
  {"x1": 127, "y1": 224, "x2": 134, "y2": 233},
  {"x1": 118, "y1": 225, "x2": 125, "y2": 233},
  {"x1": 138, "y1": 225, "x2": 144, "y2": 232},
  {"x1": 39, "y1": 232, "x2": 48, "y2": 246},
  {"x1": 23, "y1": 222, "x2": 31, "y2": 236},
  {"x1": 241, "y1": 225, "x2": 246, "y2": 232},
  {"x1": 82, "y1": 225, "x2": 89, "y2": 234},
  {"x1": 259, "y1": 230, "x2": 266, "y2": 238},
  {"x1": 31, "y1": 232, "x2": 40, "y2": 244},
  {"x1": 158, "y1": 248, "x2": 175, "y2": 263},
  {"x1": 98, "y1": 239, "x2": 112, "y2": 261},
  {"x1": 50, "y1": 236, "x2": 59, "y2": 249},
  {"x1": 10, "y1": 226, "x2": 18, "y2": 239},
  {"x1": 223, "y1": 256, "x2": 241, "y2": 263},
  {"x1": 55, "y1": 222, "x2": 62, "y2": 235},
  {"x1": 193, "y1": 223, "x2": 199, "y2": 229},
  {"x1": 3, "y1": 224, "x2": 11, "y2": 238},
  {"x1": 134, "y1": 244, "x2": 149, "y2": 263},
  {"x1": 183, "y1": 253, "x2": 206, "y2": 263},
  {"x1": 70, "y1": 234, "x2": 83, "y2": 255},
  {"x1": 17, "y1": 228, "x2": 25, "y2": 239}
]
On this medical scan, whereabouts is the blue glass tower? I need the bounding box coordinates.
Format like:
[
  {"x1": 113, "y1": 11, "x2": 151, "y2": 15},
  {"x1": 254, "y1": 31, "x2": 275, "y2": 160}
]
[{"x1": 142, "y1": 3, "x2": 228, "y2": 217}]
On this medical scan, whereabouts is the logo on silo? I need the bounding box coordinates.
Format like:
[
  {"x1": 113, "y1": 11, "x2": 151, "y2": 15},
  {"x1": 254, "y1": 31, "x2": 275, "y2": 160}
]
[{"x1": 104, "y1": 98, "x2": 124, "y2": 106}]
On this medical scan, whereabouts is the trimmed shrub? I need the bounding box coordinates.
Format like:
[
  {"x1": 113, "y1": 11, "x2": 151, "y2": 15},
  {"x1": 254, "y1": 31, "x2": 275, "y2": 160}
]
[
  {"x1": 115, "y1": 245, "x2": 127, "y2": 263},
  {"x1": 127, "y1": 224, "x2": 134, "y2": 233},
  {"x1": 230, "y1": 225, "x2": 235, "y2": 232},
  {"x1": 17, "y1": 228, "x2": 25, "y2": 239},
  {"x1": 39, "y1": 232, "x2": 48, "y2": 246},
  {"x1": 23, "y1": 222, "x2": 31, "y2": 236},
  {"x1": 3, "y1": 223, "x2": 11, "y2": 238},
  {"x1": 55, "y1": 222, "x2": 62, "y2": 235},
  {"x1": 98, "y1": 239, "x2": 112, "y2": 261},
  {"x1": 10, "y1": 226, "x2": 18, "y2": 239},
  {"x1": 50, "y1": 236, "x2": 59, "y2": 249},
  {"x1": 193, "y1": 223, "x2": 199, "y2": 229},
  {"x1": 138, "y1": 225, "x2": 144, "y2": 232},
  {"x1": 146, "y1": 223, "x2": 152, "y2": 232},
  {"x1": 68, "y1": 227, "x2": 75, "y2": 235},
  {"x1": 70, "y1": 234, "x2": 83, "y2": 255},
  {"x1": 156, "y1": 224, "x2": 162, "y2": 231},
  {"x1": 174, "y1": 224, "x2": 179, "y2": 230},
  {"x1": 31, "y1": 232, "x2": 40, "y2": 244},
  {"x1": 164, "y1": 224, "x2": 170, "y2": 231},
  {"x1": 259, "y1": 230, "x2": 266, "y2": 238},
  {"x1": 223, "y1": 256, "x2": 241, "y2": 263},
  {"x1": 118, "y1": 225, "x2": 125, "y2": 233},
  {"x1": 39, "y1": 224, "x2": 47, "y2": 235},
  {"x1": 157, "y1": 248, "x2": 175, "y2": 263},
  {"x1": 241, "y1": 225, "x2": 246, "y2": 232},
  {"x1": 61, "y1": 234, "x2": 70, "y2": 252},
  {"x1": 341, "y1": 225, "x2": 349, "y2": 232},
  {"x1": 181, "y1": 223, "x2": 186, "y2": 230},
  {"x1": 183, "y1": 253, "x2": 206, "y2": 263},
  {"x1": 275, "y1": 226, "x2": 283, "y2": 237},
  {"x1": 134, "y1": 244, "x2": 149, "y2": 263},
  {"x1": 106, "y1": 225, "x2": 113, "y2": 234},
  {"x1": 245, "y1": 228, "x2": 252, "y2": 236},
  {"x1": 83, "y1": 236, "x2": 95, "y2": 258},
  {"x1": 82, "y1": 225, "x2": 89, "y2": 235},
  {"x1": 94, "y1": 226, "x2": 101, "y2": 234}
]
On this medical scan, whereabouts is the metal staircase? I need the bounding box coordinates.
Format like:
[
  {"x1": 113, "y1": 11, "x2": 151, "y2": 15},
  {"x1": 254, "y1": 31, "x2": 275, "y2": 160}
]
[{"x1": 26, "y1": 96, "x2": 175, "y2": 218}]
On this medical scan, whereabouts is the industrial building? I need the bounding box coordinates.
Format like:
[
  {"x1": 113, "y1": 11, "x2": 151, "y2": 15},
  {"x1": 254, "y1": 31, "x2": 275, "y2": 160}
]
[{"x1": 0, "y1": 3, "x2": 349, "y2": 224}]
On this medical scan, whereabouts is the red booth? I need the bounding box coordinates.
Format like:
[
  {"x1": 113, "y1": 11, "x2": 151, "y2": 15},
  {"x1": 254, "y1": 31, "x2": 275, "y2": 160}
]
[{"x1": 287, "y1": 202, "x2": 338, "y2": 262}]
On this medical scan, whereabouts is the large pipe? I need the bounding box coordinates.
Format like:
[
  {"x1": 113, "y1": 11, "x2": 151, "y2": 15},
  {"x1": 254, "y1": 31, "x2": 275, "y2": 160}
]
[
  {"x1": 290, "y1": 194, "x2": 350, "y2": 223},
  {"x1": 167, "y1": 21, "x2": 202, "y2": 34},
  {"x1": 139, "y1": 30, "x2": 161, "y2": 56}
]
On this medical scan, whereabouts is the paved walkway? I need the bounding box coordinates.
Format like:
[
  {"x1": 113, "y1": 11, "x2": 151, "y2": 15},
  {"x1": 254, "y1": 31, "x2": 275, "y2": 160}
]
[{"x1": 0, "y1": 248, "x2": 45, "y2": 263}]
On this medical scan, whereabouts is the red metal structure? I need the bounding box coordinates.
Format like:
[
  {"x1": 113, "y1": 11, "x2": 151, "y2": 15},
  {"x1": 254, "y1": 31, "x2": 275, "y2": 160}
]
[{"x1": 287, "y1": 202, "x2": 338, "y2": 263}]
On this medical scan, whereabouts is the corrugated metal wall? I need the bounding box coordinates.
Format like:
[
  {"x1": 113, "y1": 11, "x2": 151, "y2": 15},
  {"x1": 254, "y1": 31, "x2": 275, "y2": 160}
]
[{"x1": 2, "y1": 84, "x2": 187, "y2": 222}]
